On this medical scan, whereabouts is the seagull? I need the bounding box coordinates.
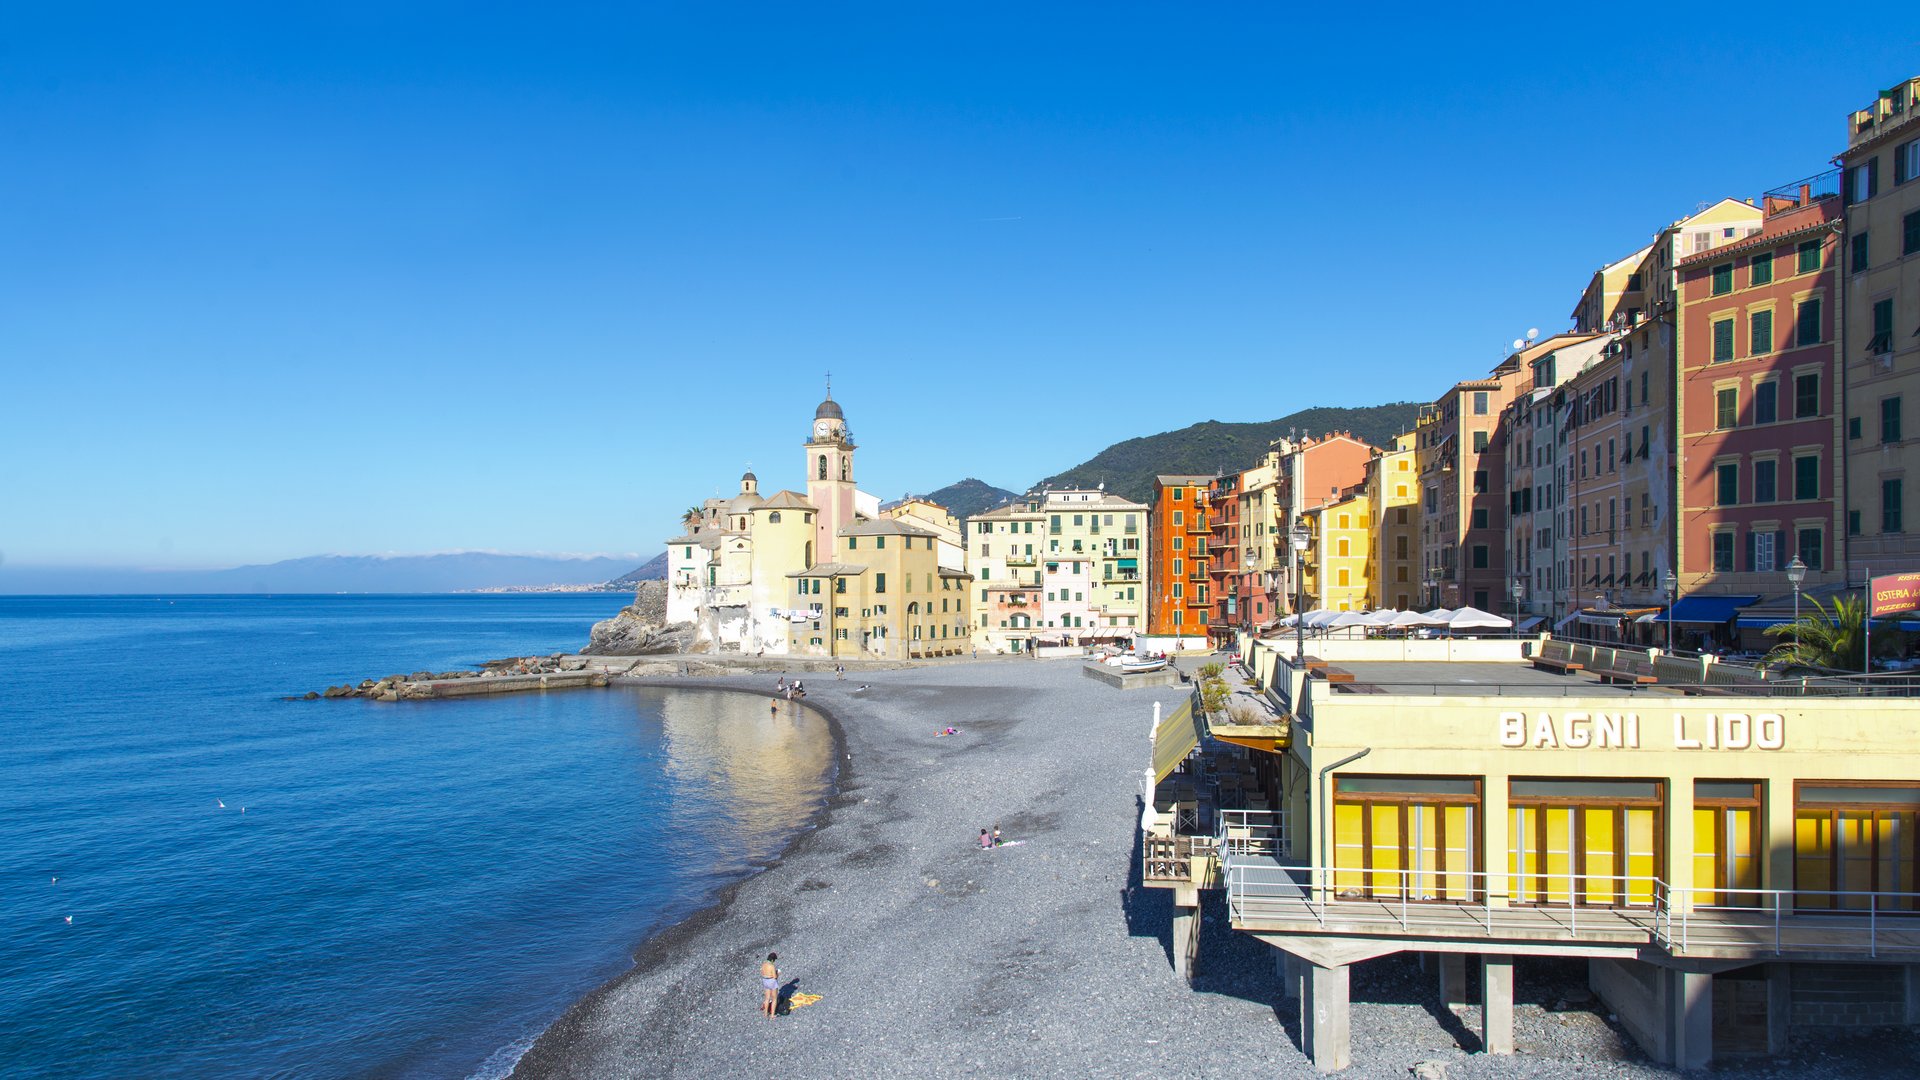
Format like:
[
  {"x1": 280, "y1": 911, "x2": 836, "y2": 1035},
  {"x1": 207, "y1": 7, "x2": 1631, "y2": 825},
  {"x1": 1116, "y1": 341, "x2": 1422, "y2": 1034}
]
[
  {"x1": 217, "y1": 800, "x2": 226, "y2": 809},
  {"x1": 50, "y1": 877, "x2": 57, "y2": 885},
  {"x1": 853, "y1": 685, "x2": 870, "y2": 693},
  {"x1": 63, "y1": 916, "x2": 72, "y2": 924}
]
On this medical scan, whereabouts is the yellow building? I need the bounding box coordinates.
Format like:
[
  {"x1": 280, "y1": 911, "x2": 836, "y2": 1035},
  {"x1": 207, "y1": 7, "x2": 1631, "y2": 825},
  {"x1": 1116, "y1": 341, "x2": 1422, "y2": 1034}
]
[
  {"x1": 1364, "y1": 433, "x2": 1419, "y2": 611},
  {"x1": 1196, "y1": 632, "x2": 1920, "y2": 1070},
  {"x1": 883, "y1": 496, "x2": 966, "y2": 572},
  {"x1": 786, "y1": 518, "x2": 971, "y2": 659},
  {"x1": 1300, "y1": 491, "x2": 1370, "y2": 612}
]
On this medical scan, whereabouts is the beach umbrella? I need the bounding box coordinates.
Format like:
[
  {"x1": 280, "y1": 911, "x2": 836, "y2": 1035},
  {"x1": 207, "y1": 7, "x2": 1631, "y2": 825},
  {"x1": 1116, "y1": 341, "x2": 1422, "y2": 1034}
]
[
  {"x1": 1422, "y1": 607, "x2": 1454, "y2": 621},
  {"x1": 1387, "y1": 610, "x2": 1444, "y2": 628},
  {"x1": 1278, "y1": 613, "x2": 1299, "y2": 627},
  {"x1": 1445, "y1": 605, "x2": 1513, "y2": 629},
  {"x1": 1305, "y1": 609, "x2": 1339, "y2": 628},
  {"x1": 1324, "y1": 611, "x2": 1371, "y2": 629},
  {"x1": 1359, "y1": 610, "x2": 1398, "y2": 626}
]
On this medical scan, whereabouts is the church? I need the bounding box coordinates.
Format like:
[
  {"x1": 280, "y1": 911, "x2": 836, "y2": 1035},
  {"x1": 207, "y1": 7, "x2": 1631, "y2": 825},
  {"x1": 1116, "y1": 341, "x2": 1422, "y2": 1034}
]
[{"x1": 664, "y1": 389, "x2": 971, "y2": 658}]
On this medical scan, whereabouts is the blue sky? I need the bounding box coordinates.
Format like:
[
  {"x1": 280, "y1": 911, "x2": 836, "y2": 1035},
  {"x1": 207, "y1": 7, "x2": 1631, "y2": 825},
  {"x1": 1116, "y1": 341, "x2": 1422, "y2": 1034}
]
[{"x1": 4, "y1": 4, "x2": 1916, "y2": 571}]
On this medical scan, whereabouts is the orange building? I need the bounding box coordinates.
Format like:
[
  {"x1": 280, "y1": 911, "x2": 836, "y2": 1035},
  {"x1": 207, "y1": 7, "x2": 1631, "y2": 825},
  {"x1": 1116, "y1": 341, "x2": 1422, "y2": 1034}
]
[{"x1": 1147, "y1": 475, "x2": 1215, "y2": 637}]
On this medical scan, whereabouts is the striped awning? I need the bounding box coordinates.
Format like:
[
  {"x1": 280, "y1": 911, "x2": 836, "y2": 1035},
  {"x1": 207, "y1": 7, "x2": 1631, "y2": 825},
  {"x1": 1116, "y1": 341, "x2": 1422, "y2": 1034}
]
[{"x1": 1151, "y1": 700, "x2": 1202, "y2": 785}]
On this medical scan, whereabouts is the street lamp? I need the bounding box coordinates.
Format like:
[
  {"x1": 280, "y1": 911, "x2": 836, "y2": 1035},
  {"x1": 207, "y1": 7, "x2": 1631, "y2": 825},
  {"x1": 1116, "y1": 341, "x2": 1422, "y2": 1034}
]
[
  {"x1": 1510, "y1": 579, "x2": 1525, "y2": 621},
  {"x1": 1785, "y1": 555, "x2": 1807, "y2": 655},
  {"x1": 1663, "y1": 570, "x2": 1678, "y2": 653},
  {"x1": 1291, "y1": 521, "x2": 1311, "y2": 662}
]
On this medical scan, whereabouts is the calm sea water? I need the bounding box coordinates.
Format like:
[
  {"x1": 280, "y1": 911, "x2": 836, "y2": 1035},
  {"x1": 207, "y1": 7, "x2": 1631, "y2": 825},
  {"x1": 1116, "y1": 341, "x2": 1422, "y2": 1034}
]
[{"x1": 0, "y1": 595, "x2": 833, "y2": 1080}]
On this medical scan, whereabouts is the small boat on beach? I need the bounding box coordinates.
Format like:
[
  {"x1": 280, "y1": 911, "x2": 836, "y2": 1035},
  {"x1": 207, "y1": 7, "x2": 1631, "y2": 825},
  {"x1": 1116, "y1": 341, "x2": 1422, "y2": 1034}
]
[{"x1": 1117, "y1": 655, "x2": 1169, "y2": 674}]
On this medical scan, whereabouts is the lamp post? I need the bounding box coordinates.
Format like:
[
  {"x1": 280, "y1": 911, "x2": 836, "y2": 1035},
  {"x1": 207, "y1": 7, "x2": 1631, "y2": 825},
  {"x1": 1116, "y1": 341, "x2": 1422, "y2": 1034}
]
[
  {"x1": 1291, "y1": 521, "x2": 1311, "y2": 662},
  {"x1": 1785, "y1": 555, "x2": 1807, "y2": 656},
  {"x1": 1510, "y1": 579, "x2": 1525, "y2": 623},
  {"x1": 1663, "y1": 570, "x2": 1678, "y2": 653}
]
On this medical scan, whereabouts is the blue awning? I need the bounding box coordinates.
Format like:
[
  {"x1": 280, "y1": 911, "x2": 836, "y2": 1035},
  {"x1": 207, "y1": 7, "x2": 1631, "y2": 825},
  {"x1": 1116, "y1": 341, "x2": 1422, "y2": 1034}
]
[
  {"x1": 1735, "y1": 617, "x2": 1789, "y2": 629},
  {"x1": 1652, "y1": 595, "x2": 1759, "y2": 624}
]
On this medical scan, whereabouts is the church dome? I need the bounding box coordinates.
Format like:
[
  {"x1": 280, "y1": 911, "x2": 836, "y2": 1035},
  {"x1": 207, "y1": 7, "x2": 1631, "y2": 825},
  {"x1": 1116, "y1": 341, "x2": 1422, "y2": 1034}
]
[
  {"x1": 742, "y1": 469, "x2": 758, "y2": 483},
  {"x1": 814, "y1": 397, "x2": 844, "y2": 421}
]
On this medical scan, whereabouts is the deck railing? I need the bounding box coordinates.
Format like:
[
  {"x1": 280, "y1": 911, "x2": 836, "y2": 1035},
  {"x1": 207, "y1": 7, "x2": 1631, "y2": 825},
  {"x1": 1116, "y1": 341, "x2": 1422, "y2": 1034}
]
[
  {"x1": 1223, "y1": 863, "x2": 1920, "y2": 958},
  {"x1": 1216, "y1": 808, "x2": 1288, "y2": 860}
]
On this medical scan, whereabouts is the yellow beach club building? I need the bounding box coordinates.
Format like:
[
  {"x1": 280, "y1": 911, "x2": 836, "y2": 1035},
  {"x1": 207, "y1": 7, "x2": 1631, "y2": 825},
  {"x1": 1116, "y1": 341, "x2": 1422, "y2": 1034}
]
[{"x1": 1222, "y1": 633, "x2": 1920, "y2": 1070}]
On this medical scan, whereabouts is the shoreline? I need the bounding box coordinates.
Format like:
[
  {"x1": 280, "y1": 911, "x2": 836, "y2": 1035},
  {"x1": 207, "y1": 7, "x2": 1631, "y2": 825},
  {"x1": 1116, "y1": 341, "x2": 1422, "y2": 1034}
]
[{"x1": 501, "y1": 676, "x2": 853, "y2": 1077}]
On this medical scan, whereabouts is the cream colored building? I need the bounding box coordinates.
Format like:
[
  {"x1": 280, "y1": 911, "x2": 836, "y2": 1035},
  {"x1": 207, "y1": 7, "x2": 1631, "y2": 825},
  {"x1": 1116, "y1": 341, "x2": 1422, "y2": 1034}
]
[
  {"x1": 785, "y1": 518, "x2": 971, "y2": 659},
  {"x1": 1040, "y1": 489, "x2": 1149, "y2": 643},
  {"x1": 965, "y1": 500, "x2": 1046, "y2": 654},
  {"x1": 883, "y1": 497, "x2": 966, "y2": 572}
]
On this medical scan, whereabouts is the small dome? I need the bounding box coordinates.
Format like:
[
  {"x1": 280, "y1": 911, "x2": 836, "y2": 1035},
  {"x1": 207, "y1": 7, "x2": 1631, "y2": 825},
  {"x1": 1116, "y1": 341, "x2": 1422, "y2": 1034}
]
[
  {"x1": 742, "y1": 469, "x2": 758, "y2": 482},
  {"x1": 814, "y1": 397, "x2": 844, "y2": 421}
]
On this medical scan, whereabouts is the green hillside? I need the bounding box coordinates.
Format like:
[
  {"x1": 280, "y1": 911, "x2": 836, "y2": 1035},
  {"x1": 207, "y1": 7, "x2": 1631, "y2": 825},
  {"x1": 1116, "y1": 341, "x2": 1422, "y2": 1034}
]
[
  {"x1": 923, "y1": 478, "x2": 1023, "y2": 520},
  {"x1": 1032, "y1": 402, "x2": 1422, "y2": 503}
]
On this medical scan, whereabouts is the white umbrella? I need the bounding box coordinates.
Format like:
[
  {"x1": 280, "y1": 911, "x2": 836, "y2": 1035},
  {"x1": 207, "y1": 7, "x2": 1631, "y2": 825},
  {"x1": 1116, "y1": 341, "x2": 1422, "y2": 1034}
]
[
  {"x1": 1324, "y1": 611, "x2": 1371, "y2": 629},
  {"x1": 1306, "y1": 609, "x2": 1340, "y2": 628},
  {"x1": 1422, "y1": 607, "x2": 1454, "y2": 621},
  {"x1": 1277, "y1": 613, "x2": 1300, "y2": 627},
  {"x1": 1445, "y1": 605, "x2": 1513, "y2": 630},
  {"x1": 1387, "y1": 609, "x2": 1445, "y2": 628},
  {"x1": 1359, "y1": 609, "x2": 1398, "y2": 627}
]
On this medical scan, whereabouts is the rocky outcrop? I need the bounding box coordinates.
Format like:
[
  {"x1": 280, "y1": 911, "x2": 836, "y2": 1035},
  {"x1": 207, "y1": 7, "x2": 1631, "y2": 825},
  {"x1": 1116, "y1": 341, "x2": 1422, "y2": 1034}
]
[{"x1": 582, "y1": 580, "x2": 697, "y2": 655}]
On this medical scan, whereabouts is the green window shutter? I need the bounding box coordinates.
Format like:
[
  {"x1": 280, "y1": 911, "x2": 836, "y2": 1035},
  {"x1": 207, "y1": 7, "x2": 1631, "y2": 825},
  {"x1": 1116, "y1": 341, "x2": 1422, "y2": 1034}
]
[
  {"x1": 1711, "y1": 263, "x2": 1732, "y2": 295},
  {"x1": 1712, "y1": 318, "x2": 1734, "y2": 362},
  {"x1": 1905, "y1": 210, "x2": 1920, "y2": 256},
  {"x1": 1853, "y1": 232, "x2": 1871, "y2": 273},
  {"x1": 1797, "y1": 299, "x2": 1821, "y2": 346},
  {"x1": 1797, "y1": 239, "x2": 1820, "y2": 273},
  {"x1": 1750, "y1": 253, "x2": 1772, "y2": 285},
  {"x1": 1750, "y1": 309, "x2": 1772, "y2": 355}
]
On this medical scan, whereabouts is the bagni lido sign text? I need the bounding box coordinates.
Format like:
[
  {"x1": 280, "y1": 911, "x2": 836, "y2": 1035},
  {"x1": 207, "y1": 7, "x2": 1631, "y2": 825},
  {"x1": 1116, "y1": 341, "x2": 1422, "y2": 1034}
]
[{"x1": 1496, "y1": 712, "x2": 1786, "y2": 750}]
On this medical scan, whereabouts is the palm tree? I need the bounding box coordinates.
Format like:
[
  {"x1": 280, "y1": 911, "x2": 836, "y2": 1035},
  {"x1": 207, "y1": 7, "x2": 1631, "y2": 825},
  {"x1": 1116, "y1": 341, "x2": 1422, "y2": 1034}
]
[
  {"x1": 681, "y1": 506, "x2": 704, "y2": 532},
  {"x1": 1762, "y1": 594, "x2": 1882, "y2": 671}
]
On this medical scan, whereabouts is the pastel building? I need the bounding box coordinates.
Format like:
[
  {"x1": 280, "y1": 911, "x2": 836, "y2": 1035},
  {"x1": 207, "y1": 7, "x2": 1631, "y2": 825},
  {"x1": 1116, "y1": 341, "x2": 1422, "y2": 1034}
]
[
  {"x1": 965, "y1": 500, "x2": 1045, "y2": 654},
  {"x1": 786, "y1": 518, "x2": 971, "y2": 659},
  {"x1": 1838, "y1": 76, "x2": 1920, "y2": 569},
  {"x1": 1675, "y1": 181, "x2": 1845, "y2": 599},
  {"x1": 1041, "y1": 489, "x2": 1149, "y2": 641},
  {"x1": 1364, "y1": 433, "x2": 1421, "y2": 611},
  {"x1": 1416, "y1": 363, "x2": 1526, "y2": 612},
  {"x1": 1300, "y1": 489, "x2": 1370, "y2": 612}
]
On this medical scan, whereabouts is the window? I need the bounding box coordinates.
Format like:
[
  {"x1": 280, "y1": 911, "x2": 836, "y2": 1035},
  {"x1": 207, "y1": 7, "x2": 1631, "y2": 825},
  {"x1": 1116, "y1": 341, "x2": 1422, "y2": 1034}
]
[
  {"x1": 1796, "y1": 373, "x2": 1820, "y2": 418},
  {"x1": 1473, "y1": 470, "x2": 1488, "y2": 493},
  {"x1": 1851, "y1": 510, "x2": 1862, "y2": 535},
  {"x1": 1755, "y1": 380, "x2": 1778, "y2": 425},
  {"x1": 1798, "y1": 528, "x2": 1823, "y2": 571},
  {"x1": 1796, "y1": 299, "x2": 1821, "y2": 346},
  {"x1": 1795, "y1": 455, "x2": 1819, "y2": 500},
  {"x1": 1473, "y1": 391, "x2": 1489, "y2": 415},
  {"x1": 1885, "y1": 479, "x2": 1904, "y2": 533},
  {"x1": 1850, "y1": 158, "x2": 1879, "y2": 203},
  {"x1": 1749, "y1": 309, "x2": 1772, "y2": 356},
  {"x1": 874, "y1": 535, "x2": 885, "y2": 549},
  {"x1": 1750, "y1": 252, "x2": 1773, "y2": 286},
  {"x1": 1472, "y1": 507, "x2": 1489, "y2": 529},
  {"x1": 1852, "y1": 232, "x2": 1871, "y2": 273},
  {"x1": 1172, "y1": 488, "x2": 1184, "y2": 501},
  {"x1": 1797, "y1": 239, "x2": 1821, "y2": 273},
  {"x1": 1716, "y1": 463, "x2": 1739, "y2": 506},
  {"x1": 1716, "y1": 387, "x2": 1737, "y2": 429},
  {"x1": 1883, "y1": 396, "x2": 1903, "y2": 443},
  {"x1": 1172, "y1": 510, "x2": 1183, "y2": 526},
  {"x1": 1471, "y1": 545, "x2": 1489, "y2": 569},
  {"x1": 1753, "y1": 530, "x2": 1776, "y2": 572},
  {"x1": 874, "y1": 573, "x2": 887, "y2": 593},
  {"x1": 1850, "y1": 416, "x2": 1863, "y2": 440},
  {"x1": 1473, "y1": 430, "x2": 1489, "y2": 452},
  {"x1": 1907, "y1": 210, "x2": 1920, "y2": 257},
  {"x1": 1711, "y1": 262, "x2": 1733, "y2": 295},
  {"x1": 1871, "y1": 298, "x2": 1895, "y2": 354},
  {"x1": 1712, "y1": 317, "x2": 1735, "y2": 362},
  {"x1": 1712, "y1": 531, "x2": 1735, "y2": 572},
  {"x1": 1900, "y1": 138, "x2": 1920, "y2": 185},
  {"x1": 1754, "y1": 459, "x2": 1777, "y2": 503}
]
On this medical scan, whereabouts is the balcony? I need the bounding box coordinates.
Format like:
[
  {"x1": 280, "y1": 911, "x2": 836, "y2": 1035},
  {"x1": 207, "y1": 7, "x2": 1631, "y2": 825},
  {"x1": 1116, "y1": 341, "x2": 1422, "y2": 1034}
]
[{"x1": 1005, "y1": 553, "x2": 1036, "y2": 567}]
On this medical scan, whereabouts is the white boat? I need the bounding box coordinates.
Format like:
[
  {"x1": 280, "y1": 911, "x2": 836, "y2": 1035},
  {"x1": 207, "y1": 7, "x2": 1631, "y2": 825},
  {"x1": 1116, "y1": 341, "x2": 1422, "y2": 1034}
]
[{"x1": 1119, "y1": 656, "x2": 1169, "y2": 674}]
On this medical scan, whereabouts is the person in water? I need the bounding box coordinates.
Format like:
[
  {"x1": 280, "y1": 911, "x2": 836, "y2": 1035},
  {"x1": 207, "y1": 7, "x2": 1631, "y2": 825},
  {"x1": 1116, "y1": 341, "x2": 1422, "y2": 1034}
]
[{"x1": 760, "y1": 952, "x2": 780, "y2": 1018}]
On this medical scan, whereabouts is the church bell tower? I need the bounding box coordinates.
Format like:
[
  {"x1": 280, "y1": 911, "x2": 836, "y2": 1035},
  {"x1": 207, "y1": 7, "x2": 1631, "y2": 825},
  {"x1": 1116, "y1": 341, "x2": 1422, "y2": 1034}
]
[{"x1": 804, "y1": 381, "x2": 856, "y2": 564}]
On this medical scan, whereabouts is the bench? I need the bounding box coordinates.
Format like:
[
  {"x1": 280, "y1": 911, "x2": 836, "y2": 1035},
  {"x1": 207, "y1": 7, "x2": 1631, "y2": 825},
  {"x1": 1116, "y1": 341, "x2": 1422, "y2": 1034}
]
[
  {"x1": 1593, "y1": 667, "x2": 1657, "y2": 686},
  {"x1": 1317, "y1": 666, "x2": 1357, "y2": 685},
  {"x1": 1532, "y1": 655, "x2": 1584, "y2": 675}
]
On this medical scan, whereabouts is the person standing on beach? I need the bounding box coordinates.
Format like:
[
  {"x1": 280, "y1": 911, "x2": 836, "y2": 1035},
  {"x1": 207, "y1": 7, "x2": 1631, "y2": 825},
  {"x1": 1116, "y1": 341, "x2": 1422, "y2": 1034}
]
[{"x1": 760, "y1": 953, "x2": 780, "y2": 1018}]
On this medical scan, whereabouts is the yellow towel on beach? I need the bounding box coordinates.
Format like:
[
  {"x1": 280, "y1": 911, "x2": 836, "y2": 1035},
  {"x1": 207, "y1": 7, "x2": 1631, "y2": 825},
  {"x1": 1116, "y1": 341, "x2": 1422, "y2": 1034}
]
[{"x1": 787, "y1": 992, "x2": 823, "y2": 1009}]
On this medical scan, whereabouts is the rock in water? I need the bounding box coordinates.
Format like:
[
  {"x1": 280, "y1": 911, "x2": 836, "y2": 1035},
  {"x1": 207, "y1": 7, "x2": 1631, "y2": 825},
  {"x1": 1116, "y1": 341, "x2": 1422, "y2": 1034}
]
[{"x1": 583, "y1": 581, "x2": 694, "y2": 655}]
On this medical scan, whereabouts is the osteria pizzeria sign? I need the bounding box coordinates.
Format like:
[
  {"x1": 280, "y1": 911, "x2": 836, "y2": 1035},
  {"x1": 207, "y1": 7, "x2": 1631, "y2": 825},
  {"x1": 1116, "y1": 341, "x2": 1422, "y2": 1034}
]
[{"x1": 1497, "y1": 711, "x2": 1785, "y2": 750}]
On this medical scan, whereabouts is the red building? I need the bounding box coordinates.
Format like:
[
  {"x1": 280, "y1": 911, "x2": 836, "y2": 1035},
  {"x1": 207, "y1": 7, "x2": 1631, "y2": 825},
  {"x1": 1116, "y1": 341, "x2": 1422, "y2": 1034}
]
[
  {"x1": 1207, "y1": 472, "x2": 1242, "y2": 644},
  {"x1": 1675, "y1": 181, "x2": 1846, "y2": 598}
]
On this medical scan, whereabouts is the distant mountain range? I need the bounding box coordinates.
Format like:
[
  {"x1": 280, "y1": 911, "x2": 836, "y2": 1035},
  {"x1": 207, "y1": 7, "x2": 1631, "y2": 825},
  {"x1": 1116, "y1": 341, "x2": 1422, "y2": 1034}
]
[
  {"x1": 0, "y1": 552, "x2": 651, "y2": 595},
  {"x1": 608, "y1": 553, "x2": 668, "y2": 586},
  {"x1": 923, "y1": 478, "x2": 1024, "y2": 520},
  {"x1": 1028, "y1": 402, "x2": 1421, "y2": 503}
]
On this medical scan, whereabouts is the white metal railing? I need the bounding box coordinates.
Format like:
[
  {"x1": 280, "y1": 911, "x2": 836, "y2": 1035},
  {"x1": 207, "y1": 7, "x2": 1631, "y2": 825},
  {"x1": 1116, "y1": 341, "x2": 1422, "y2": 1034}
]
[
  {"x1": 1223, "y1": 864, "x2": 1920, "y2": 958},
  {"x1": 1216, "y1": 808, "x2": 1289, "y2": 860},
  {"x1": 1225, "y1": 863, "x2": 1663, "y2": 940},
  {"x1": 1653, "y1": 886, "x2": 1920, "y2": 958}
]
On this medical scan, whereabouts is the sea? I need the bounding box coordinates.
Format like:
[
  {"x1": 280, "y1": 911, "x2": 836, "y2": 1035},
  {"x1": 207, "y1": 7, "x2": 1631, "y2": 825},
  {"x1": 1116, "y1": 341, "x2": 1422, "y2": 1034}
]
[{"x1": 0, "y1": 594, "x2": 835, "y2": 1080}]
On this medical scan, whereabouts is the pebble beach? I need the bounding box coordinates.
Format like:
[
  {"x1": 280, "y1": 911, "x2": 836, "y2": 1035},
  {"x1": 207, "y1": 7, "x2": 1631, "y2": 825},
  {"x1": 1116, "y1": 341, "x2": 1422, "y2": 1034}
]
[{"x1": 510, "y1": 659, "x2": 1919, "y2": 1080}]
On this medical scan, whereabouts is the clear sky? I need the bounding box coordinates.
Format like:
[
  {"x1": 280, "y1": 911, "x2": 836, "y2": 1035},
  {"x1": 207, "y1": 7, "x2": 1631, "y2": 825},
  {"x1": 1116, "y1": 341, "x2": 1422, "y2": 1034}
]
[{"x1": 4, "y1": 4, "x2": 1915, "y2": 571}]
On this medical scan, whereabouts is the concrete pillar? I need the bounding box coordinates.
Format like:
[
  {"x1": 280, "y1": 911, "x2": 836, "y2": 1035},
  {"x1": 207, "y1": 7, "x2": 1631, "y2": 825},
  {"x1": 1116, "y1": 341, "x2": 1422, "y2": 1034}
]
[
  {"x1": 1906, "y1": 964, "x2": 1920, "y2": 1025},
  {"x1": 1480, "y1": 957, "x2": 1514, "y2": 1054},
  {"x1": 1302, "y1": 962, "x2": 1351, "y2": 1073},
  {"x1": 1671, "y1": 970, "x2": 1713, "y2": 1070},
  {"x1": 1438, "y1": 952, "x2": 1469, "y2": 1008},
  {"x1": 1768, "y1": 964, "x2": 1792, "y2": 1054},
  {"x1": 1171, "y1": 905, "x2": 1198, "y2": 981}
]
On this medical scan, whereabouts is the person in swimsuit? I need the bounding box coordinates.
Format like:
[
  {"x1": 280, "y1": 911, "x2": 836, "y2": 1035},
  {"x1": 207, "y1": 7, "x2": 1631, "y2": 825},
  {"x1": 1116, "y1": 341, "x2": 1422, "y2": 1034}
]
[{"x1": 760, "y1": 952, "x2": 780, "y2": 1018}]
